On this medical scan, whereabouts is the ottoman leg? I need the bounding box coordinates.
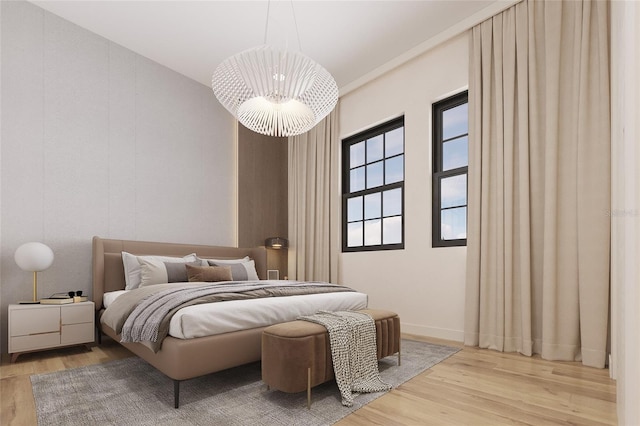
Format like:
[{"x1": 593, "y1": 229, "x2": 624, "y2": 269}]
[{"x1": 307, "y1": 367, "x2": 311, "y2": 409}]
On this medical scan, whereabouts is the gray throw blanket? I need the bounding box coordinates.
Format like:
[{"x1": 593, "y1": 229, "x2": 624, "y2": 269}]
[
  {"x1": 108, "y1": 281, "x2": 353, "y2": 352},
  {"x1": 298, "y1": 311, "x2": 391, "y2": 406}
]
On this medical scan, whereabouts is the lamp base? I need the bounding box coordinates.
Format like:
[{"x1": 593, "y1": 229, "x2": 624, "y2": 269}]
[{"x1": 18, "y1": 300, "x2": 40, "y2": 304}]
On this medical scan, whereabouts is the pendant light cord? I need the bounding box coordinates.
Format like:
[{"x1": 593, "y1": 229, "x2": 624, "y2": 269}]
[
  {"x1": 290, "y1": 0, "x2": 303, "y2": 52},
  {"x1": 263, "y1": 0, "x2": 271, "y2": 45},
  {"x1": 262, "y1": 0, "x2": 303, "y2": 52}
]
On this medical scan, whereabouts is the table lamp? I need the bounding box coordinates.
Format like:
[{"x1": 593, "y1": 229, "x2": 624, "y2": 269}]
[
  {"x1": 265, "y1": 237, "x2": 288, "y2": 250},
  {"x1": 265, "y1": 237, "x2": 288, "y2": 280},
  {"x1": 14, "y1": 242, "x2": 54, "y2": 304}
]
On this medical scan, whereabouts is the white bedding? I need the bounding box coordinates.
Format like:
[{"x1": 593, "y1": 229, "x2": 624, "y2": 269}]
[
  {"x1": 103, "y1": 290, "x2": 127, "y2": 308},
  {"x1": 103, "y1": 287, "x2": 368, "y2": 339}
]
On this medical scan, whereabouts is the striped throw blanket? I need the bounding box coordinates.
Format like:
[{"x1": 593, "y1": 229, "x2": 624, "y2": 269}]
[{"x1": 299, "y1": 310, "x2": 391, "y2": 406}]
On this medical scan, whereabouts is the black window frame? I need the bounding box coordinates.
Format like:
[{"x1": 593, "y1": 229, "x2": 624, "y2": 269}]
[
  {"x1": 432, "y1": 91, "x2": 468, "y2": 247},
  {"x1": 342, "y1": 116, "x2": 405, "y2": 252}
]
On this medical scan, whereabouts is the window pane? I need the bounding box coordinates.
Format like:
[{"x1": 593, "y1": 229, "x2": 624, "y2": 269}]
[
  {"x1": 383, "y1": 216, "x2": 402, "y2": 244},
  {"x1": 364, "y1": 193, "x2": 381, "y2": 220},
  {"x1": 385, "y1": 155, "x2": 403, "y2": 184},
  {"x1": 443, "y1": 136, "x2": 468, "y2": 171},
  {"x1": 367, "y1": 135, "x2": 383, "y2": 163},
  {"x1": 350, "y1": 142, "x2": 365, "y2": 168},
  {"x1": 364, "y1": 219, "x2": 381, "y2": 245},
  {"x1": 366, "y1": 162, "x2": 384, "y2": 189},
  {"x1": 385, "y1": 127, "x2": 403, "y2": 157},
  {"x1": 441, "y1": 207, "x2": 467, "y2": 240},
  {"x1": 441, "y1": 174, "x2": 467, "y2": 208},
  {"x1": 383, "y1": 188, "x2": 402, "y2": 217},
  {"x1": 350, "y1": 167, "x2": 365, "y2": 192},
  {"x1": 347, "y1": 196, "x2": 363, "y2": 222},
  {"x1": 347, "y1": 222, "x2": 363, "y2": 247},
  {"x1": 443, "y1": 103, "x2": 468, "y2": 140}
]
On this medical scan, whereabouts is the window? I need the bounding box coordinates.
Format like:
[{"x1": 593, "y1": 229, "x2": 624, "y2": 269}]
[
  {"x1": 433, "y1": 92, "x2": 468, "y2": 247},
  {"x1": 342, "y1": 117, "x2": 404, "y2": 252}
]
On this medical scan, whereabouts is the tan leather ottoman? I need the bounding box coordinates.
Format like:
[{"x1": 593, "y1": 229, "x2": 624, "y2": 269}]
[{"x1": 261, "y1": 309, "x2": 400, "y2": 407}]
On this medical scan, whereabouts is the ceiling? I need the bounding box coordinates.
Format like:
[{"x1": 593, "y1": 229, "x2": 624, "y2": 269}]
[{"x1": 31, "y1": 1, "x2": 517, "y2": 94}]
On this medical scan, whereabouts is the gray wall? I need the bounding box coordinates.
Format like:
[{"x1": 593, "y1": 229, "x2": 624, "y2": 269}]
[{"x1": 0, "y1": 1, "x2": 236, "y2": 354}]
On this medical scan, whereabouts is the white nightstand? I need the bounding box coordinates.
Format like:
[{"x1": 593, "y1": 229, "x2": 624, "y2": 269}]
[{"x1": 8, "y1": 301, "x2": 95, "y2": 362}]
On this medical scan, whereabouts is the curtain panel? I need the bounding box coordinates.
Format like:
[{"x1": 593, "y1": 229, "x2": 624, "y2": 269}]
[
  {"x1": 288, "y1": 104, "x2": 340, "y2": 283},
  {"x1": 465, "y1": 0, "x2": 611, "y2": 368}
]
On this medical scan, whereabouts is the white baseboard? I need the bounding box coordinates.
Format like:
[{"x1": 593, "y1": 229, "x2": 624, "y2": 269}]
[
  {"x1": 609, "y1": 353, "x2": 616, "y2": 379},
  {"x1": 401, "y1": 322, "x2": 464, "y2": 343}
]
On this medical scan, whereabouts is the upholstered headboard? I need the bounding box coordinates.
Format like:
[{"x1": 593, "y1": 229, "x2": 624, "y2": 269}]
[{"x1": 92, "y1": 236, "x2": 268, "y2": 310}]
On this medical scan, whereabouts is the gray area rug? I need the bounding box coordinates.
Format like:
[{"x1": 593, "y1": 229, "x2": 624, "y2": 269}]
[{"x1": 31, "y1": 339, "x2": 459, "y2": 426}]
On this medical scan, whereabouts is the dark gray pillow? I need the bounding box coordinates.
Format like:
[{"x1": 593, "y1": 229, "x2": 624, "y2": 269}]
[{"x1": 163, "y1": 261, "x2": 201, "y2": 282}]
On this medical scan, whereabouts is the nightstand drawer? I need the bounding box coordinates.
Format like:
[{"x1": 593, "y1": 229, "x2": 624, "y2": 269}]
[
  {"x1": 61, "y1": 303, "x2": 93, "y2": 325},
  {"x1": 10, "y1": 306, "x2": 59, "y2": 336},
  {"x1": 10, "y1": 332, "x2": 60, "y2": 353},
  {"x1": 61, "y1": 323, "x2": 94, "y2": 345}
]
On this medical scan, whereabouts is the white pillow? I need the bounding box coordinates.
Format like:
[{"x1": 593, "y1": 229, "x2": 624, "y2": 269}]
[
  {"x1": 122, "y1": 252, "x2": 197, "y2": 290},
  {"x1": 197, "y1": 256, "x2": 250, "y2": 267}
]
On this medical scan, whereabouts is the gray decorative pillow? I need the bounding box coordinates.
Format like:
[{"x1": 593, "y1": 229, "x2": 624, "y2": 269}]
[
  {"x1": 197, "y1": 256, "x2": 250, "y2": 267},
  {"x1": 208, "y1": 259, "x2": 259, "y2": 281},
  {"x1": 138, "y1": 258, "x2": 200, "y2": 287},
  {"x1": 163, "y1": 261, "x2": 198, "y2": 283}
]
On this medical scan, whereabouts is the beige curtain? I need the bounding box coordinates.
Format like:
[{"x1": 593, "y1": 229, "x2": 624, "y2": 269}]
[
  {"x1": 288, "y1": 103, "x2": 341, "y2": 282},
  {"x1": 465, "y1": 0, "x2": 610, "y2": 368}
]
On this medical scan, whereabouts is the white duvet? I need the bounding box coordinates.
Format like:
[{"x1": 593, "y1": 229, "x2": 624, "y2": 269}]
[{"x1": 103, "y1": 287, "x2": 368, "y2": 339}]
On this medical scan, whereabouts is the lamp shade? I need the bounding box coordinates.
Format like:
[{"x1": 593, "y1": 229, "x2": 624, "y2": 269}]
[
  {"x1": 265, "y1": 237, "x2": 288, "y2": 249},
  {"x1": 14, "y1": 242, "x2": 54, "y2": 272},
  {"x1": 212, "y1": 45, "x2": 338, "y2": 137}
]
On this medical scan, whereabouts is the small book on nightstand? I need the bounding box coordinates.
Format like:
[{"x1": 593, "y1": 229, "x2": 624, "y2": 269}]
[
  {"x1": 40, "y1": 298, "x2": 74, "y2": 305},
  {"x1": 73, "y1": 296, "x2": 88, "y2": 303}
]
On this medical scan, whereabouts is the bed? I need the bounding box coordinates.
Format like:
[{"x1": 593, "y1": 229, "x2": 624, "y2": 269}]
[{"x1": 92, "y1": 236, "x2": 367, "y2": 408}]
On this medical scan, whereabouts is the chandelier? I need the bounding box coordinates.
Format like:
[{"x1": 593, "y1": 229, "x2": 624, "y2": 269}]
[{"x1": 211, "y1": 3, "x2": 338, "y2": 138}]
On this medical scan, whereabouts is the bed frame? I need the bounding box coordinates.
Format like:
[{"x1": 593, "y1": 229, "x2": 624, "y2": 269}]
[{"x1": 92, "y1": 236, "x2": 270, "y2": 408}]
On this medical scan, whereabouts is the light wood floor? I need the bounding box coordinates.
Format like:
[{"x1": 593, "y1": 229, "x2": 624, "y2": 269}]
[{"x1": 1, "y1": 335, "x2": 617, "y2": 426}]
